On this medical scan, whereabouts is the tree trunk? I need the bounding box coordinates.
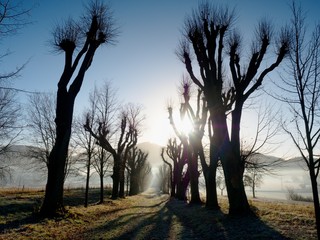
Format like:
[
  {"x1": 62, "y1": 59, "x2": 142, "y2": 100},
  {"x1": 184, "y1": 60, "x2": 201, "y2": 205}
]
[
  {"x1": 111, "y1": 158, "x2": 120, "y2": 199},
  {"x1": 40, "y1": 93, "x2": 73, "y2": 217},
  {"x1": 99, "y1": 172, "x2": 104, "y2": 203},
  {"x1": 126, "y1": 170, "x2": 130, "y2": 195},
  {"x1": 223, "y1": 149, "x2": 251, "y2": 215},
  {"x1": 119, "y1": 161, "x2": 125, "y2": 198},
  {"x1": 252, "y1": 180, "x2": 256, "y2": 198},
  {"x1": 40, "y1": 145, "x2": 68, "y2": 216},
  {"x1": 176, "y1": 169, "x2": 190, "y2": 201},
  {"x1": 226, "y1": 104, "x2": 251, "y2": 215},
  {"x1": 310, "y1": 168, "x2": 320, "y2": 239},
  {"x1": 129, "y1": 171, "x2": 139, "y2": 196},
  {"x1": 204, "y1": 140, "x2": 220, "y2": 209},
  {"x1": 188, "y1": 152, "x2": 202, "y2": 204},
  {"x1": 205, "y1": 164, "x2": 219, "y2": 209},
  {"x1": 84, "y1": 157, "x2": 91, "y2": 207}
]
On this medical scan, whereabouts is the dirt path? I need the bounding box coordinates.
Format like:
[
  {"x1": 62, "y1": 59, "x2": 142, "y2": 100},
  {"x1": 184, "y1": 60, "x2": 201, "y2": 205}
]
[{"x1": 78, "y1": 190, "x2": 197, "y2": 240}]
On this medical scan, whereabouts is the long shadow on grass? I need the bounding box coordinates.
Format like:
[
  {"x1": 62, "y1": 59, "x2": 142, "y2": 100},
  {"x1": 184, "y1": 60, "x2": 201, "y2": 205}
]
[
  {"x1": 63, "y1": 188, "x2": 110, "y2": 207},
  {"x1": 165, "y1": 199, "x2": 289, "y2": 240},
  {"x1": 84, "y1": 195, "x2": 199, "y2": 239},
  {"x1": 83, "y1": 194, "x2": 289, "y2": 239},
  {"x1": 0, "y1": 213, "x2": 40, "y2": 233},
  {"x1": 0, "y1": 196, "x2": 42, "y2": 233}
]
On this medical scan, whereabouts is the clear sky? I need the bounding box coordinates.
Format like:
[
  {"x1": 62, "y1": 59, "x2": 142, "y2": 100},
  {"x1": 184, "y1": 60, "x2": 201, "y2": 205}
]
[{"x1": 3, "y1": 0, "x2": 320, "y2": 157}]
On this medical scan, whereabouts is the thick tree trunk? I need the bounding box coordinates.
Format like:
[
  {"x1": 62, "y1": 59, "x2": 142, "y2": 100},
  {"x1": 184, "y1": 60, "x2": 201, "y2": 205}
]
[
  {"x1": 40, "y1": 93, "x2": 73, "y2": 217},
  {"x1": 223, "y1": 149, "x2": 251, "y2": 215},
  {"x1": 176, "y1": 169, "x2": 190, "y2": 201},
  {"x1": 119, "y1": 162, "x2": 125, "y2": 198},
  {"x1": 226, "y1": 104, "x2": 251, "y2": 215},
  {"x1": 204, "y1": 141, "x2": 220, "y2": 209},
  {"x1": 188, "y1": 153, "x2": 201, "y2": 204},
  {"x1": 40, "y1": 145, "x2": 68, "y2": 216},
  {"x1": 172, "y1": 163, "x2": 181, "y2": 198},
  {"x1": 129, "y1": 172, "x2": 139, "y2": 196},
  {"x1": 175, "y1": 163, "x2": 184, "y2": 200},
  {"x1": 205, "y1": 164, "x2": 219, "y2": 209},
  {"x1": 111, "y1": 159, "x2": 120, "y2": 199}
]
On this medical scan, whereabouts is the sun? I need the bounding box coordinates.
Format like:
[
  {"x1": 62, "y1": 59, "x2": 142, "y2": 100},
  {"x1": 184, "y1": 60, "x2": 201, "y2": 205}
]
[
  {"x1": 179, "y1": 116, "x2": 194, "y2": 136},
  {"x1": 141, "y1": 109, "x2": 195, "y2": 147}
]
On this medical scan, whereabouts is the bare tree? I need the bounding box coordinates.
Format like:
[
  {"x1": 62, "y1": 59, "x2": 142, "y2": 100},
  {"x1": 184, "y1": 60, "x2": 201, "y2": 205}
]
[
  {"x1": 243, "y1": 155, "x2": 266, "y2": 198},
  {"x1": 27, "y1": 92, "x2": 79, "y2": 183},
  {"x1": 84, "y1": 103, "x2": 143, "y2": 199},
  {"x1": 241, "y1": 104, "x2": 283, "y2": 198},
  {"x1": 177, "y1": 2, "x2": 289, "y2": 215},
  {"x1": 75, "y1": 83, "x2": 117, "y2": 205},
  {"x1": 216, "y1": 174, "x2": 225, "y2": 196},
  {"x1": 0, "y1": 1, "x2": 32, "y2": 37},
  {"x1": 92, "y1": 145, "x2": 112, "y2": 203},
  {"x1": 119, "y1": 104, "x2": 144, "y2": 197},
  {"x1": 0, "y1": 0, "x2": 32, "y2": 85},
  {"x1": 161, "y1": 147, "x2": 173, "y2": 196},
  {"x1": 0, "y1": 89, "x2": 21, "y2": 155},
  {"x1": 280, "y1": 2, "x2": 320, "y2": 237},
  {"x1": 161, "y1": 138, "x2": 189, "y2": 200},
  {"x1": 40, "y1": 1, "x2": 117, "y2": 217},
  {"x1": 27, "y1": 93, "x2": 56, "y2": 171},
  {"x1": 167, "y1": 79, "x2": 203, "y2": 204},
  {"x1": 158, "y1": 163, "x2": 170, "y2": 194},
  {"x1": 74, "y1": 111, "x2": 96, "y2": 207},
  {"x1": 0, "y1": 0, "x2": 32, "y2": 180},
  {"x1": 126, "y1": 146, "x2": 149, "y2": 195}
]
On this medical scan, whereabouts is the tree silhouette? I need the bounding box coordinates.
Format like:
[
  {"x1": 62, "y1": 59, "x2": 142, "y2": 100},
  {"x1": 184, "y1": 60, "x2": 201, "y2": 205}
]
[
  {"x1": 74, "y1": 110, "x2": 97, "y2": 207},
  {"x1": 126, "y1": 147, "x2": 149, "y2": 195},
  {"x1": 84, "y1": 104, "x2": 142, "y2": 199},
  {"x1": 40, "y1": 1, "x2": 117, "y2": 217},
  {"x1": 177, "y1": 2, "x2": 289, "y2": 215},
  {"x1": 161, "y1": 138, "x2": 189, "y2": 200},
  {"x1": 280, "y1": 2, "x2": 320, "y2": 237},
  {"x1": 27, "y1": 93, "x2": 56, "y2": 171},
  {"x1": 167, "y1": 80, "x2": 202, "y2": 204}
]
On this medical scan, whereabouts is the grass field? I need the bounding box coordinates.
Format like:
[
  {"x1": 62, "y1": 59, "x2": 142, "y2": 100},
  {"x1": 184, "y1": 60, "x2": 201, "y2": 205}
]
[{"x1": 0, "y1": 188, "x2": 317, "y2": 239}]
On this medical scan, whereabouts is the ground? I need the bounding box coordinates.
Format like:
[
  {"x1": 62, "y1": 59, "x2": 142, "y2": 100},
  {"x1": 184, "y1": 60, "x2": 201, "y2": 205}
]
[{"x1": 0, "y1": 188, "x2": 317, "y2": 239}]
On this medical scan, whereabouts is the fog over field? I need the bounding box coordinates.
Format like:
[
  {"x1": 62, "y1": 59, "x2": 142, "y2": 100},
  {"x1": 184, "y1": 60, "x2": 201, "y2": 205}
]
[{"x1": 1, "y1": 144, "x2": 314, "y2": 201}]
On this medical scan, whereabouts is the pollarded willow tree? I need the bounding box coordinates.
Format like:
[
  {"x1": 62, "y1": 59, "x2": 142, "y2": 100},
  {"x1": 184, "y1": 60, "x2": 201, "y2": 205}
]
[
  {"x1": 84, "y1": 103, "x2": 143, "y2": 199},
  {"x1": 177, "y1": 2, "x2": 289, "y2": 215},
  {"x1": 167, "y1": 79, "x2": 203, "y2": 204},
  {"x1": 40, "y1": 1, "x2": 117, "y2": 217},
  {"x1": 161, "y1": 138, "x2": 188, "y2": 200},
  {"x1": 126, "y1": 146, "x2": 149, "y2": 196}
]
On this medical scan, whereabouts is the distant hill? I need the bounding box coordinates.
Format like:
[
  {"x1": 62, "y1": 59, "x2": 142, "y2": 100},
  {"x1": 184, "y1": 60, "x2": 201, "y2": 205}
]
[
  {"x1": 0, "y1": 145, "x2": 90, "y2": 188},
  {"x1": 137, "y1": 142, "x2": 164, "y2": 168},
  {"x1": 0, "y1": 145, "x2": 47, "y2": 188},
  {"x1": 1, "y1": 144, "x2": 308, "y2": 190}
]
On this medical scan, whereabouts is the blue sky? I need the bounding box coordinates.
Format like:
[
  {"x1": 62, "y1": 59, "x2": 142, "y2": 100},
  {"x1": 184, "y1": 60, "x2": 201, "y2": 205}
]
[{"x1": 3, "y1": 0, "x2": 320, "y2": 157}]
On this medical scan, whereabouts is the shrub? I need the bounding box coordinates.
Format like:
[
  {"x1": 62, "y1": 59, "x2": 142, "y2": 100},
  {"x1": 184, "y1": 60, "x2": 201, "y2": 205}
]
[{"x1": 286, "y1": 187, "x2": 313, "y2": 202}]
